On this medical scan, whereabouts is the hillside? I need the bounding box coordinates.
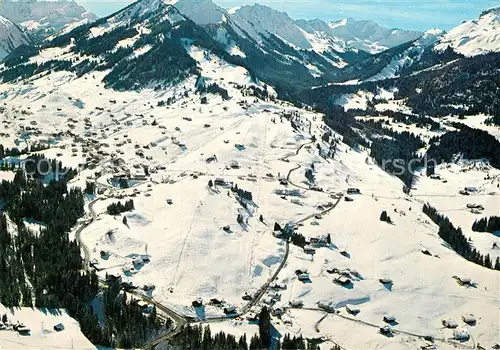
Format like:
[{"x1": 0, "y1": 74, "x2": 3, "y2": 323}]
[
  {"x1": 0, "y1": 0, "x2": 97, "y2": 39},
  {"x1": 434, "y1": 6, "x2": 500, "y2": 57},
  {"x1": 0, "y1": 15, "x2": 29, "y2": 60}
]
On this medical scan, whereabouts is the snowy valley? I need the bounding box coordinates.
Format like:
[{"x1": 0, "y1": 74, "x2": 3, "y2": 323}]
[{"x1": 0, "y1": 1, "x2": 499, "y2": 350}]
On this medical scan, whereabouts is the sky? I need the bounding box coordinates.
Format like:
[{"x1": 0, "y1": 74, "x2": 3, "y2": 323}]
[{"x1": 77, "y1": 0, "x2": 500, "y2": 31}]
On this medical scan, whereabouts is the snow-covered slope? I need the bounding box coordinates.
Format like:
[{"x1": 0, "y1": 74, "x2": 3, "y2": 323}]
[
  {"x1": 0, "y1": 0, "x2": 97, "y2": 37},
  {"x1": 326, "y1": 18, "x2": 422, "y2": 54},
  {"x1": 0, "y1": 303, "x2": 95, "y2": 349},
  {"x1": 0, "y1": 15, "x2": 29, "y2": 60},
  {"x1": 434, "y1": 6, "x2": 500, "y2": 56},
  {"x1": 166, "y1": 0, "x2": 226, "y2": 25},
  {"x1": 365, "y1": 29, "x2": 444, "y2": 81},
  {"x1": 0, "y1": 65, "x2": 499, "y2": 349}
]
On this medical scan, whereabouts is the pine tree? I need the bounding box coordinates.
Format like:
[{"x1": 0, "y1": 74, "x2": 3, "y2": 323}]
[{"x1": 259, "y1": 306, "x2": 271, "y2": 348}]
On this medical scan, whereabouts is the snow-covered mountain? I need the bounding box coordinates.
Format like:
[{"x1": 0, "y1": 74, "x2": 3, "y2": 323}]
[
  {"x1": 434, "y1": 6, "x2": 500, "y2": 56},
  {"x1": 0, "y1": 14, "x2": 29, "y2": 60},
  {"x1": 0, "y1": 0, "x2": 97, "y2": 38},
  {"x1": 364, "y1": 28, "x2": 444, "y2": 82},
  {"x1": 324, "y1": 18, "x2": 422, "y2": 54},
  {"x1": 0, "y1": 0, "x2": 370, "y2": 91}
]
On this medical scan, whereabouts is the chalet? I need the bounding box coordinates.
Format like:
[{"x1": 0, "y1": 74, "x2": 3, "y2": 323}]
[
  {"x1": 297, "y1": 273, "x2": 311, "y2": 282},
  {"x1": 379, "y1": 325, "x2": 391, "y2": 335},
  {"x1": 421, "y1": 248, "x2": 432, "y2": 256},
  {"x1": 289, "y1": 299, "x2": 303, "y2": 308},
  {"x1": 214, "y1": 178, "x2": 227, "y2": 186},
  {"x1": 223, "y1": 305, "x2": 236, "y2": 314},
  {"x1": 263, "y1": 297, "x2": 274, "y2": 305},
  {"x1": 347, "y1": 188, "x2": 361, "y2": 195},
  {"x1": 442, "y1": 319, "x2": 458, "y2": 328},
  {"x1": 453, "y1": 329, "x2": 470, "y2": 341},
  {"x1": 53, "y1": 323, "x2": 65, "y2": 332},
  {"x1": 379, "y1": 278, "x2": 393, "y2": 285},
  {"x1": 17, "y1": 326, "x2": 31, "y2": 335},
  {"x1": 326, "y1": 266, "x2": 338, "y2": 274},
  {"x1": 167, "y1": 199, "x2": 173, "y2": 205},
  {"x1": 303, "y1": 246, "x2": 316, "y2": 254},
  {"x1": 318, "y1": 300, "x2": 335, "y2": 313},
  {"x1": 282, "y1": 314, "x2": 293, "y2": 325},
  {"x1": 269, "y1": 282, "x2": 287, "y2": 290},
  {"x1": 462, "y1": 315, "x2": 476, "y2": 325},
  {"x1": 209, "y1": 298, "x2": 223, "y2": 305},
  {"x1": 242, "y1": 292, "x2": 253, "y2": 301},
  {"x1": 223, "y1": 225, "x2": 231, "y2": 232},
  {"x1": 235, "y1": 144, "x2": 245, "y2": 151},
  {"x1": 132, "y1": 257, "x2": 144, "y2": 266},
  {"x1": 142, "y1": 283, "x2": 155, "y2": 291},
  {"x1": 295, "y1": 268, "x2": 309, "y2": 275},
  {"x1": 346, "y1": 304, "x2": 360, "y2": 315},
  {"x1": 334, "y1": 276, "x2": 351, "y2": 286},
  {"x1": 383, "y1": 315, "x2": 396, "y2": 323}
]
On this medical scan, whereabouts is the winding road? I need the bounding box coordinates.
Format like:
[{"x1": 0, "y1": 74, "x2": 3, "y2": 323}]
[{"x1": 75, "y1": 116, "x2": 346, "y2": 349}]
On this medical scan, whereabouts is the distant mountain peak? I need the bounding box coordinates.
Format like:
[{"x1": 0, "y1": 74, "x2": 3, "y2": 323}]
[
  {"x1": 0, "y1": 14, "x2": 29, "y2": 60},
  {"x1": 434, "y1": 7, "x2": 500, "y2": 57},
  {"x1": 0, "y1": 0, "x2": 97, "y2": 37}
]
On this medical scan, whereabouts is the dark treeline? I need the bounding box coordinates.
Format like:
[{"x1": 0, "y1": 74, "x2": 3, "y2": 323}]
[
  {"x1": 0, "y1": 143, "x2": 51, "y2": 160},
  {"x1": 426, "y1": 125, "x2": 500, "y2": 169},
  {"x1": 196, "y1": 76, "x2": 231, "y2": 100},
  {"x1": 394, "y1": 52, "x2": 500, "y2": 118},
  {"x1": 107, "y1": 200, "x2": 135, "y2": 215},
  {"x1": 423, "y1": 204, "x2": 499, "y2": 270},
  {"x1": 472, "y1": 216, "x2": 500, "y2": 234},
  {"x1": 364, "y1": 119, "x2": 425, "y2": 189},
  {"x1": 485, "y1": 115, "x2": 500, "y2": 126},
  {"x1": 0, "y1": 171, "x2": 101, "y2": 340},
  {"x1": 373, "y1": 110, "x2": 441, "y2": 131},
  {"x1": 170, "y1": 306, "x2": 326, "y2": 349},
  {"x1": 101, "y1": 281, "x2": 165, "y2": 348},
  {"x1": 0, "y1": 169, "x2": 162, "y2": 346},
  {"x1": 322, "y1": 106, "x2": 369, "y2": 149}
]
